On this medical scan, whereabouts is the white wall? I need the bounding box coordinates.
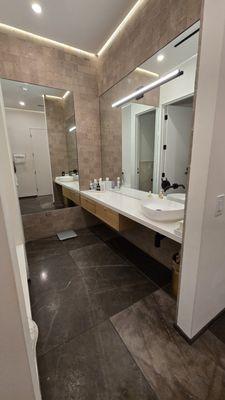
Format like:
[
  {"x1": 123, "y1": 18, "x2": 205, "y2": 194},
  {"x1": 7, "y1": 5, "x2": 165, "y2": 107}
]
[
  {"x1": 177, "y1": 0, "x2": 225, "y2": 338},
  {"x1": 164, "y1": 104, "x2": 193, "y2": 189},
  {"x1": 160, "y1": 55, "x2": 197, "y2": 105},
  {"x1": 5, "y1": 108, "x2": 52, "y2": 197},
  {"x1": 122, "y1": 103, "x2": 152, "y2": 188},
  {"x1": 0, "y1": 87, "x2": 41, "y2": 398}
]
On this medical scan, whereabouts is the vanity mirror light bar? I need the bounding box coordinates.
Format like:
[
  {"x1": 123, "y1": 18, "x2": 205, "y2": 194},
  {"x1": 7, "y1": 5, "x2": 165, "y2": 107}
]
[{"x1": 112, "y1": 69, "x2": 184, "y2": 108}]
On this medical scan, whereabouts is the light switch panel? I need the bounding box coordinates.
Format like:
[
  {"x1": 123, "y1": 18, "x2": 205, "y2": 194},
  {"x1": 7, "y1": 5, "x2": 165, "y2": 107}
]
[{"x1": 215, "y1": 194, "x2": 225, "y2": 217}]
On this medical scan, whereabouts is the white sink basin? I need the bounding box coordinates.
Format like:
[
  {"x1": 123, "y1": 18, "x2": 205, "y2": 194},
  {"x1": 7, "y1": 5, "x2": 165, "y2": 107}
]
[
  {"x1": 167, "y1": 193, "x2": 186, "y2": 205},
  {"x1": 58, "y1": 176, "x2": 74, "y2": 182},
  {"x1": 141, "y1": 197, "x2": 184, "y2": 222}
]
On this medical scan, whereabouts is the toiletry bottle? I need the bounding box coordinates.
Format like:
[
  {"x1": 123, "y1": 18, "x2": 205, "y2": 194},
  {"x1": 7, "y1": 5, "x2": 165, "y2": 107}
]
[
  {"x1": 89, "y1": 181, "x2": 93, "y2": 190},
  {"x1": 105, "y1": 177, "x2": 112, "y2": 190},
  {"x1": 96, "y1": 180, "x2": 100, "y2": 191},
  {"x1": 159, "y1": 190, "x2": 164, "y2": 199},
  {"x1": 117, "y1": 177, "x2": 121, "y2": 189},
  {"x1": 93, "y1": 179, "x2": 97, "y2": 190}
]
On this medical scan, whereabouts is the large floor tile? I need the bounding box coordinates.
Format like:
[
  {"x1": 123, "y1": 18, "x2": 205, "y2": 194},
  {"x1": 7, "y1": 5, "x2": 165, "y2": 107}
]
[
  {"x1": 81, "y1": 265, "x2": 151, "y2": 292},
  {"x1": 107, "y1": 236, "x2": 172, "y2": 287},
  {"x1": 29, "y1": 254, "x2": 81, "y2": 299},
  {"x1": 38, "y1": 320, "x2": 157, "y2": 400},
  {"x1": 32, "y1": 278, "x2": 105, "y2": 356},
  {"x1": 26, "y1": 236, "x2": 67, "y2": 262},
  {"x1": 62, "y1": 228, "x2": 101, "y2": 251},
  {"x1": 111, "y1": 289, "x2": 225, "y2": 400},
  {"x1": 69, "y1": 242, "x2": 132, "y2": 268},
  {"x1": 90, "y1": 281, "x2": 157, "y2": 318}
]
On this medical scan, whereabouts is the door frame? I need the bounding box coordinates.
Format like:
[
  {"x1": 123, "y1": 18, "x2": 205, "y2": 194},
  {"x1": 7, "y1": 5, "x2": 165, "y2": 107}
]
[
  {"x1": 160, "y1": 93, "x2": 194, "y2": 188},
  {"x1": 135, "y1": 106, "x2": 160, "y2": 192}
]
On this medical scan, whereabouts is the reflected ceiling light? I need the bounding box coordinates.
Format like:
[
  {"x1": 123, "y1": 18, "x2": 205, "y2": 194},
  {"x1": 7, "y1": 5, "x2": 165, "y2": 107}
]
[
  {"x1": 63, "y1": 91, "x2": 70, "y2": 99},
  {"x1": 157, "y1": 54, "x2": 165, "y2": 62},
  {"x1": 0, "y1": 23, "x2": 95, "y2": 58},
  {"x1": 22, "y1": 87, "x2": 28, "y2": 91},
  {"x1": 44, "y1": 94, "x2": 63, "y2": 100},
  {"x1": 31, "y1": 3, "x2": 42, "y2": 14},
  {"x1": 97, "y1": 0, "x2": 145, "y2": 56},
  {"x1": 69, "y1": 125, "x2": 76, "y2": 132},
  {"x1": 136, "y1": 67, "x2": 159, "y2": 78},
  {"x1": 19, "y1": 101, "x2": 25, "y2": 106},
  {"x1": 112, "y1": 69, "x2": 183, "y2": 108}
]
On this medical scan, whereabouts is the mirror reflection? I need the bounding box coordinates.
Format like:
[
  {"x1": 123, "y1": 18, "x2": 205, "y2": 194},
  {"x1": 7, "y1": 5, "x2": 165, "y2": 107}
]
[
  {"x1": 1, "y1": 79, "x2": 79, "y2": 215},
  {"x1": 100, "y1": 21, "x2": 199, "y2": 201}
]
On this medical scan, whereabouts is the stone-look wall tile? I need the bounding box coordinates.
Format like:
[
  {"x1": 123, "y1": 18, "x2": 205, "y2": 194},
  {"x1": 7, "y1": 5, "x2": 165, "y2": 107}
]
[
  {"x1": 98, "y1": 0, "x2": 202, "y2": 94},
  {"x1": 121, "y1": 222, "x2": 180, "y2": 268},
  {"x1": 0, "y1": 29, "x2": 101, "y2": 190},
  {"x1": 22, "y1": 207, "x2": 99, "y2": 242}
]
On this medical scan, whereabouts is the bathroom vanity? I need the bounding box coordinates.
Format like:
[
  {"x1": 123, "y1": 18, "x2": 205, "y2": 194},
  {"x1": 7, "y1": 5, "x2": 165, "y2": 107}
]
[{"x1": 55, "y1": 178, "x2": 183, "y2": 244}]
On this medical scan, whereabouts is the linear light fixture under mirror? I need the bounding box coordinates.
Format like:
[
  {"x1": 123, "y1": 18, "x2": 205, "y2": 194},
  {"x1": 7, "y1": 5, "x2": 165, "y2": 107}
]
[
  {"x1": 100, "y1": 20, "x2": 200, "y2": 198},
  {"x1": 1, "y1": 78, "x2": 79, "y2": 215},
  {"x1": 112, "y1": 69, "x2": 184, "y2": 108}
]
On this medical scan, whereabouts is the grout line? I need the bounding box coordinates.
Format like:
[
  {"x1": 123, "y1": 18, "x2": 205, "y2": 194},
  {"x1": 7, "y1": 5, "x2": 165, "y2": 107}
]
[{"x1": 109, "y1": 319, "x2": 160, "y2": 400}]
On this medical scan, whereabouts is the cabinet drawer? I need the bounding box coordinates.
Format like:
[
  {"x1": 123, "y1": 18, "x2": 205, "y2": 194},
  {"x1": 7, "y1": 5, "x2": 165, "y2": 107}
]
[
  {"x1": 96, "y1": 203, "x2": 119, "y2": 230},
  {"x1": 81, "y1": 196, "x2": 96, "y2": 215},
  {"x1": 62, "y1": 187, "x2": 80, "y2": 205}
]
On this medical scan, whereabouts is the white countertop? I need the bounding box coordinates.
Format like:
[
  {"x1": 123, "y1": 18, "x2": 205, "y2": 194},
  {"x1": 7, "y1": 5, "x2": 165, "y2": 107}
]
[
  {"x1": 55, "y1": 177, "x2": 80, "y2": 193},
  {"x1": 54, "y1": 178, "x2": 182, "y2": 243},
  {"x1": 81, "y1": 190, "x2": 183, "y2": 244}
]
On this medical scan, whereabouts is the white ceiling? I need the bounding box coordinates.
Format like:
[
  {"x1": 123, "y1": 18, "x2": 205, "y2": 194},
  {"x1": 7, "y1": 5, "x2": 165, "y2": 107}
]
[
  {"x1": 0, "y1": 0, "x2": 137, "y2": 53},
  {"x1": 1, "y1": 79, "x2": 66, "y2": 111},
  {"x1": 140, "y1": 21, "x2": 200, "y2": 77}
]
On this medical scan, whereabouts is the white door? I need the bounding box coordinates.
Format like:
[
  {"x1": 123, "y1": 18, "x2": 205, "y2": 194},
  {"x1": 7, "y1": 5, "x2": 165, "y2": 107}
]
[
  {"x1": 30, "y1": 128, "x2": 53, "y2": 196},
  {"x1": 11, "y1": 129, "x2": 37, "y2": 197},
  {"x1": 163, "y1": 104, "x2": 193, "y2": 189},
  {"x1": 135, "y1": 107, "x2": 157, "y2": 191}
]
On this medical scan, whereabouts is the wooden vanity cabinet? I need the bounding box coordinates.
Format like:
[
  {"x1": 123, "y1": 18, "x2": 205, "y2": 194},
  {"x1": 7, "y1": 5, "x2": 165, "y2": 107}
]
[
  {"x1": 80, "y1": 195, "x2": 134, "y2": 232},
  {"x1": 62, "y1": 187, "x2": 80, "y2": 205}
]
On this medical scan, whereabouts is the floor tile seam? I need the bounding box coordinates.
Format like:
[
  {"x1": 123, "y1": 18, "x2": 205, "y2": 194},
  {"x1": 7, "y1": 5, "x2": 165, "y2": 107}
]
[
  {"x1": 36, "y1": 290, "x2": 160, "y2": 360},
  {"x1": 108, "y1": 319, "x2": 160, "y2": 400}
]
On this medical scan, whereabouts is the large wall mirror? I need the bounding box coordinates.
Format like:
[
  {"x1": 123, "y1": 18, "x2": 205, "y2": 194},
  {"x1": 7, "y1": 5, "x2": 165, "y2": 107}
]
[
  {"x1": 100, "y1": 21, "x2": 200, "y2": 199},
  {"x1": 1, "y1": 79, "x2": 79, "y2": 215}
]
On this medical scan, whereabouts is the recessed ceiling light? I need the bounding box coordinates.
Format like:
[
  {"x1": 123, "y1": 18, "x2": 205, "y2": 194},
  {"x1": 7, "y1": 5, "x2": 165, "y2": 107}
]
[
  {"x1": 31, "y1": 3, "x2": 42, "y2": 14},
  {"x1": 157, "y1": 54, "x2": 165, "y2": 62},
  {"x1": 19, "y1": 101, "x2": 25, "y2": 106}
]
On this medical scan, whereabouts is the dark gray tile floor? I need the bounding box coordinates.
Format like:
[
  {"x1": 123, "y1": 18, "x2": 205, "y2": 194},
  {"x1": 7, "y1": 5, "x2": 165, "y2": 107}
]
[
  {"x1": 27, "y1": 224, "x2": 225, "y2": 400},
  {"x1": 111, "y1": 290, "x2": 225, "y2": 400},
  {"x1": 28, "y1": 225, "x2": 160, "y2": 398},
  {"x1": 19, "y1": 195, "x2": 58, "y2": 215}
]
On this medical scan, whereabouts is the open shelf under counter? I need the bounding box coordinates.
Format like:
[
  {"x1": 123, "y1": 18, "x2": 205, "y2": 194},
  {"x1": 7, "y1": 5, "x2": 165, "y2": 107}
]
[{"x1": 80, "y1": 190, "x2": 183, "y2": 244}]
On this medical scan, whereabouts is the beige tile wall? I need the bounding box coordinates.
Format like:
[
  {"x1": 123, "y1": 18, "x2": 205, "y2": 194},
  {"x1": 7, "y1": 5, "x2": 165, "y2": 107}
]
[
  {"x1": 22, "y1": 206, "x2": 99, "y2": 242},
  {"x1": 0, "y1": 28, "x2": 101, "y2": 190},
  {"x1": 98, "y1": 0, "x2": 202, "y2": 94}
]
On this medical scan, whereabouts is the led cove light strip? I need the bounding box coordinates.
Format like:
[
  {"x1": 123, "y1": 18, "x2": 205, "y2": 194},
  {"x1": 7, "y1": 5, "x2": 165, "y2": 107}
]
[
  {"x1": 63, "y1": 91, "x2": 70, "y2": 99},
  {"x1": 136, "y1": 67, "x2": 159, "y2": 78},
  {"x1": 97, "y1": 0, "x2": 144, "y2": 56},
  {"x1": 0, "y1": 23, "x2": 95, "y2": 58},
  {"x1": 112, "y1": 69, "x2": 183, "y2": 108}
]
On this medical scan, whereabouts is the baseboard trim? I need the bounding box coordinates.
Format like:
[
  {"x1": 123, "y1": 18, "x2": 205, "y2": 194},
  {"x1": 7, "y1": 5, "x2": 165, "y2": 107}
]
[{"x1": 174, "y1": 307, "x2": 225, "y2": 344}]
